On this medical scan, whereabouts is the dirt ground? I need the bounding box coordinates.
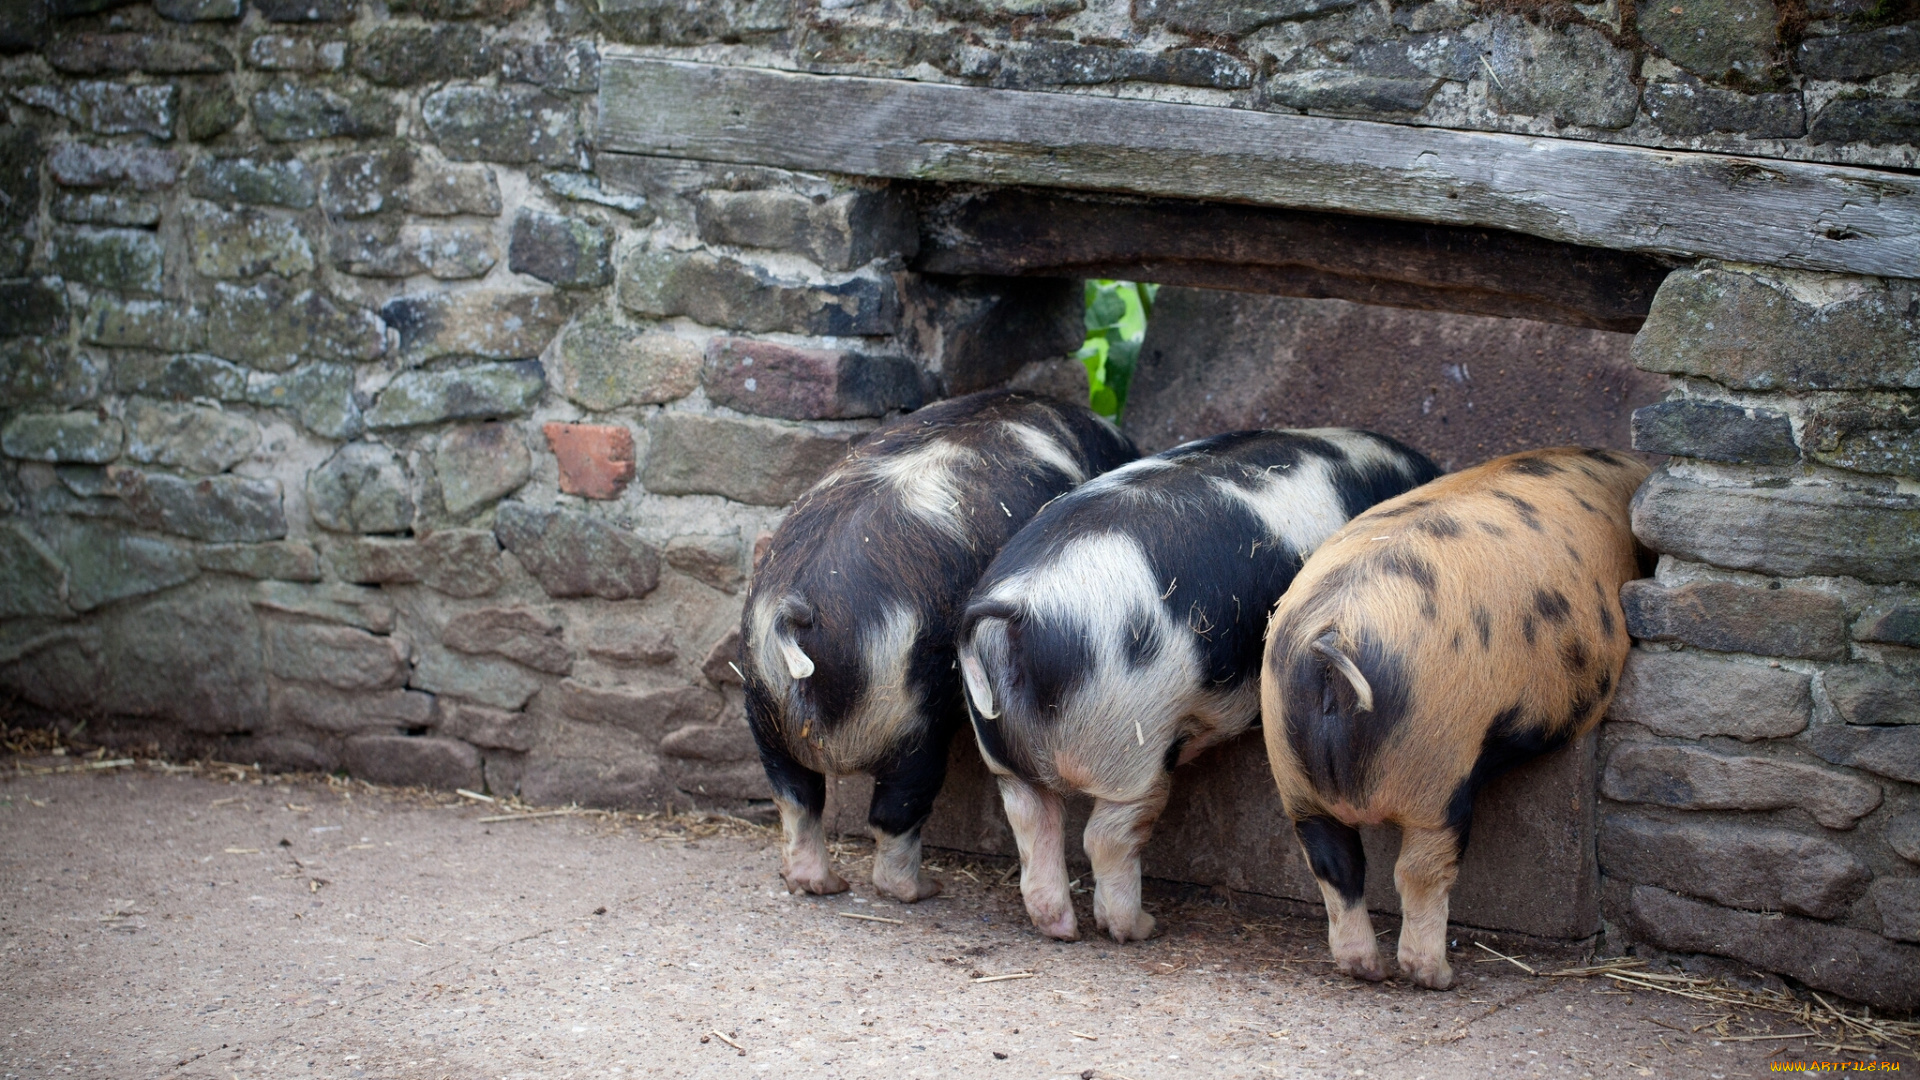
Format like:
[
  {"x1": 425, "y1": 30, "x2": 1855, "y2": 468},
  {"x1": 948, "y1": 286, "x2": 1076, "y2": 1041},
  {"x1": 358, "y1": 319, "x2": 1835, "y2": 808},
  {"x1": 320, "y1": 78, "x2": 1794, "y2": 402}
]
[{"x1": 2, "y1": 756, "x2": 1913, "y2": 1080}]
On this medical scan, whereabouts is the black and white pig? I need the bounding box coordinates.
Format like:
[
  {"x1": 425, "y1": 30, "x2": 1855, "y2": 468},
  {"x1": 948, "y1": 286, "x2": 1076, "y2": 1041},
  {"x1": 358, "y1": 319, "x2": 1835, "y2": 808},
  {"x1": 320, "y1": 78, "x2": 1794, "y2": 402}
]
[
  {"x1": 742, "y1": 390, "x2": 1138, "y2": 903},
  {"x1": 955, "y1": 429, "x2": 1439, "y2": 942}
]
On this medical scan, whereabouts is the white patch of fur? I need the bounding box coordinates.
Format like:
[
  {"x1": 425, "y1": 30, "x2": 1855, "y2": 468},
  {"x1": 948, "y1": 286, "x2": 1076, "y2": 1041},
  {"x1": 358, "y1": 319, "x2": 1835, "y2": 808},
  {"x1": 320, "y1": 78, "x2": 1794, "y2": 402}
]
[
  {"x1": 1301, "y1": 428, "x2": 1420, "y2": 483},
  {"x1": 1067, "y1": 454, "x2": 1178, "y2": 500},
  {"x1": 828, "y1": 602, "x2": 921, "y2": 772},
  {"x1": 746, "y1": 593, "x2": 788, "y2": 689},
  {"x1": 999, "y1": 422, "x2": 1085, "y2": 484},
  {"x1": 1207, "y1": 454, "x2": 1349, "y2": 555},
  {"x1": 857, "y1": 439, "x2": 979, "y2": 539}
]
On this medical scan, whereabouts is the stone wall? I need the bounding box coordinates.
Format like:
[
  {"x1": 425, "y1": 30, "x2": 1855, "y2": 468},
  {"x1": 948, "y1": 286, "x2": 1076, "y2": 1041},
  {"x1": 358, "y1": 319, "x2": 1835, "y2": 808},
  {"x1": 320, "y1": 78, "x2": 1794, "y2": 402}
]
[{"x1": 1, "y1": 0, "x2": 1916, "y2": 1010}]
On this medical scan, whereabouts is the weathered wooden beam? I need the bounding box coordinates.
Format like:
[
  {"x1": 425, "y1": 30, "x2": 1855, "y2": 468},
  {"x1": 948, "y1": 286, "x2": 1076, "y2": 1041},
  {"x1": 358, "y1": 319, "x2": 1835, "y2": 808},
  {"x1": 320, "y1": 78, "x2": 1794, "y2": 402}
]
[
  {"x1": 915, "y1": 188, "x2": 1670, "y2": 331},
  {"x1": 597, "y1": 57, "x2": 1920, "y2": 281}
]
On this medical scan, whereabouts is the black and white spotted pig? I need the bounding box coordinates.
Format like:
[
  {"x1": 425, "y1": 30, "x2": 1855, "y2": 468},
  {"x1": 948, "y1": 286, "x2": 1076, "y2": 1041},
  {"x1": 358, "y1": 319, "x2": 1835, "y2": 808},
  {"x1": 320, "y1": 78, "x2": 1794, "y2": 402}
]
[
  {"x1": 743, "y1": 390, "x2": 1138, "y2": 903},
  {"x1": 955, "y1": 430, "x2": 1438, "y2": 942},
  {"x1": 1261, "y1": 447, "x2": 1649, "y2": 989}
]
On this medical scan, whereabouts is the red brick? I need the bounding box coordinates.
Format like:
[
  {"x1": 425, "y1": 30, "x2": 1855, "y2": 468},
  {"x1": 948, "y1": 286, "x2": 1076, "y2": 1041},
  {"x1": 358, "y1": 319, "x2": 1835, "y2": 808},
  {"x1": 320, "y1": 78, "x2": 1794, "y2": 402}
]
[{"x1": 543, "y1": 422, "x2": 634, "y2": 500}]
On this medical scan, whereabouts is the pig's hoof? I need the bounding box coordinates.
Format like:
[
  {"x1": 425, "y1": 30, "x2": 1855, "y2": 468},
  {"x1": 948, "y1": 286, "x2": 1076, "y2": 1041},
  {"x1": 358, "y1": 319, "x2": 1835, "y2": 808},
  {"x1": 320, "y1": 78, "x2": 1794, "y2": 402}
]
[
  {"x1": 783, "y1": 868, "x2": 850, "y2": 896},
  {"x1": 1097, "y1": 908, "x2": 1158, "y2": 944},
  {"x1": 1398, "y1": 951, "x2": 1453, "y2": 990},
  {"x1": 874, "y1": 873, "x2": 942, "y2": 903},
  {"x1": 1335, "y1": 951, "x2": 1387, "y2": 982},
  {"x1": 1030, "y1": 905, "x2": 1079, "y2": 941}
]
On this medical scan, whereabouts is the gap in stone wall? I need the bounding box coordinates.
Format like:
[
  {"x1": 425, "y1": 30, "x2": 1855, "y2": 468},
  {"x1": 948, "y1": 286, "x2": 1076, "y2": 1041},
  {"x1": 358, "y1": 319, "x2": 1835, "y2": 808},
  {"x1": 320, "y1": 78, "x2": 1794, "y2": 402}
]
[{"x1": 1124, "y1": 287, "x2": 1671, "y2": 472}]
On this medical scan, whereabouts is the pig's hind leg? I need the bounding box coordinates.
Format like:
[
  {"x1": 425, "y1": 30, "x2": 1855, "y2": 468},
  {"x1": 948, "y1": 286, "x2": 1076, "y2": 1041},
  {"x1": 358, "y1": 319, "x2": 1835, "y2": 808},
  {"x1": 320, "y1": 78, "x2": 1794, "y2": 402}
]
[
  {"x1": 1085, "y1": 783, "x2": 1170, "y2": 943},
  {"x1": 868, "y1": 734, "x2": 949, "y2": 903},
  {"x1": 761, "y1": 739, "x2": 848, "y2": 896},
  {"x1": 1392, "y1": 824, "x2": 1460, "y2": 989},
  {"x1": 997, "y1": 775, "x2": 1078, "y2": 940},
  {"x1": 1296, "y1": 815, "x2": 1385, "y2": 981}
]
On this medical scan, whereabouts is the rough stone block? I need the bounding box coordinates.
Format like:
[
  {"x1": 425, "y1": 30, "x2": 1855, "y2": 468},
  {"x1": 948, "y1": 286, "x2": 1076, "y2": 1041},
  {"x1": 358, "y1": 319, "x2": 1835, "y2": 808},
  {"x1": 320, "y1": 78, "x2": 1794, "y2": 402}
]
[
  {"x1": 1630, "y1": 265, "x2": 1920, "y2": 391},
  {"x1": 114, "y1": 353, "x2": 247, "y2": 403},
  {"x1": 408, "y1": 171, "x2": 501, "y2": 222},
  {"x1": 0, "y1": 279, "x2": 68, "y2": 339},
  {"x1": 245, "y1": 363, "x2": 361, "y2": 439},
  {"x1": 351, "y1": 24, "x2": 491, "y2": 85},
  {"x1": 381, "y1": 290, "x2": 570, "y2": 365},
  {"x1": 543, "y1": 172, "x2": 651, "y2": 219},
  {"x1": 1637, "y1": 0, "x2": 1780, "y2": 82},
  {"x1": 422, "y1": 85, "x2": 576, "y2": 165},
  {"x1": 0, "y1": 521, "x2": 73, "y2": 618},
  {"x1": 52, "y1": 192, "x2": 163, "y2": 227},
  {"x1": 508, "y1": 210, "x2": 613, "y2": 289},
  {"x1": 1889, "y1": 813, "x2": 1920, "y2": 864},
  {"x1": 659, "y1": 721, "x2": 754, "y2": 762},
  {"x1": 343, "y1": 735, "x2": 483, "y2": 790},
  {"x1": 180, "y1": 82, "x2": 244, "y2": 141},
  {"x1": 254, "y1": 0, "x2": 354, "y2": 21},
  {"x1": 436, "y1": 701, "x2": 533, "y2": 752},
  {"x1": 1808, "y1": 96, "x2": 1920, "y2": 146},
  {"x1": 1602, "y1": 743, "x2": 1881, "y2": 829},
  {"x1": 111, "y1": 467, "x2": 287, "y2": 543},
  {"x1": 184, "y1": 202, "x2": 314, "y2": 279},
  {"x1": 364, "y1": 362, "x2": 546, "y2": 429},
  {"x1": 1630, "y1": 399, "x2": 1798, "y2": 465},
  {"x1": 100, "y1": 587, "x2": 265, "y2": 733},
  {"x1": 187, "y1": 154, "x2": 316, "y2": 208},
  {"x1": 1266, "y1": 71, "x2": 1441, "y2": 115},
  {"x1": 155, "y1": 0, "x2": 243, "y2": 19},
  {"x1": 496, "y1": 40, "x2": 598, "y2": 92},
  {"x1": 1800, "y1": 398, "x2": 1920, "y2": 479},
  {"x1": 328, "y1": 220, "x2": 499, "y2": 279},
  {"x1": 444, "y1": 606, "x2": 570, "y2": 674},
  {"x1": 419, "y1": 528, "x2": 504, "y2": 599},
  {"x1": 695, "y1": 189, "x2": 917, "y2": 271},
  {"x1": 641, "y1": 413, "x2": 855, "y2": 506},
  {"x1": 434, "y1": 422, "x2": 530, "y2": 517},
  {"x1": 1619, "y1": 578, "x2": 1847, "y2": 659},
  {"x1": 320, "y1": 147, "x2": 408, "y2": 217},
  {"x1": 244, "y1": 33, "x2": 347, "y2": 72},
  {"x1": 593, "y1": 0, "x2": 788, "y2": 45},
  {"x1": 1855, "y1": 600, "x2": 1920, "y2": 648},
  {"x1": 47, "y1": 227, "x2": 164, "y2": 293},
  {"x1": 1631, "y1": 468, "x2": 1920, "y2": 585},
  {"x1": 124, "y1": 399, "x2": 258, "y2": 474},
  {"x1": 251, "y1": 81, "x2": 395, "y2": 141},
  {"x1": 46, "y1": 142, "x2": 181, "y2": 190},
  {"x1": 665, "y1": 533, "x2": 743, "y2": 594},
  {"x1": 1811, "y1": 724, "x2": 1920, "y2": 784},
  {"x1": 273, "y1": 683, "x2": 432, "y2": 733},
  {"x1": 556, "y1": 680, "x2": 722, "y2": 740},
  {"x1": 1871, "y1": 878, "x2": 1920, "y2": 943},
  {"x1": 984, "y1": 41, "x2": 1254, "y2": 91},
  {"x1": 701, "y1": 626, "x2": 743, "y2": 685},
  {"x1": 1628, "y1": 886, "x2": 1918, "y2": 1011},
  {"x1": 266, "y1": 619, "x2": 407, "y2": 690},
  {"x1": 388, "y1": 0, "x2": 529, "y2": 19},
  {"x1": 325, "y1": 536, "x2": 424, "y2": 585},
  {"x1": 1487, "y1": 18, "x2": 1639, "y2": 129},
  {"x1": 1132, "y1": 0, "x2": 1355, "y2": 36},
  {"x1": 2, "y1": 411, "x2": 124, "y2": 463},
  {"x1": 12, "y1": 81, "x2": 175, "y2": 139},
  {"x1": 701, "y1": 338, "x2": 922, "y2": 421},
  {"x1": 1825, "y1": 665, "x2": 1919, "y2": 726},
  {"x1": 618, "y1": 248, "x2": 900, "y2": 337},
  {"x1": 551, "y1": 310, "x2": 702, "y2": 411},
  {"x1": 1642, "y1": 78, "x2": 1805, "y2": 138},
  {"x1": 410, "y1": 641, "x2": 541, "y2": 710},
  {"x1": 306, "y1": 441, "x2": 414, "y2": 534},
  {"x1": 208, "y1": 279, "x2": 386, "y2": 372},
  {"x1": 493, "y1": 501, "x2": 660, "y2": 600},
  {"x1": 543, "y1": 422, "x2": 635, "y2": 500},
  {"x1": 1797, "y1": 24, "x2": 1919, "y2": 81},
  {"x1": 587, "y1": 623, "x2": 677, "y2": 667},
  {"x1": 81, "y1": 296, "x2": 206, "y2": 353},
  {"x1": 38, "y1": 518, "x2": 198, "y2": 612},
  {"x1": 251, "y1": 581, "x2": 394, "y2": 632},
  {"x1": 1607, "y1": 648, "x2": 1809, "y2": 739},
  {"x1": 196, "y1": 540, "x2": 321, "y2": 581},
  {"x1": 1601, "y1": 813, "x2": 1868, "y2": 919}
]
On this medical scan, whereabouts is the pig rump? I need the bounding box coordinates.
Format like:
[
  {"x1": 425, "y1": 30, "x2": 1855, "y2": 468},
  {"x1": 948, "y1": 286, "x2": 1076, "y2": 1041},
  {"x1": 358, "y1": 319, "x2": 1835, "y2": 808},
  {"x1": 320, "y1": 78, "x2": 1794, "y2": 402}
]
[
  {"x1": 741, "y1": 390, "x2": 1137, "y2": 904},
  {"x1": 958, "y1": 429, "x2": 1438, "y2": 943},
  {"x1": 1260, "y1": 446, "x2": 1649, "y2": 989}
]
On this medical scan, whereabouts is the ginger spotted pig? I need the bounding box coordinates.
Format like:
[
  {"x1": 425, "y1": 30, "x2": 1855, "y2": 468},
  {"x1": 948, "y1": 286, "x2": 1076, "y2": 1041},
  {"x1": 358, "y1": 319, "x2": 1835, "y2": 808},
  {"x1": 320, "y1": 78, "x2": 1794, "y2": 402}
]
[
  {"x1": 957, "y1": 429, "x2": 1438, "y2": 942},
  {"x1": 1261, "y1": 447, "x2": 1650, "y2": 989},
  {"x1": 742, "y1": 390, "x2": 1136, "y2": 904}
]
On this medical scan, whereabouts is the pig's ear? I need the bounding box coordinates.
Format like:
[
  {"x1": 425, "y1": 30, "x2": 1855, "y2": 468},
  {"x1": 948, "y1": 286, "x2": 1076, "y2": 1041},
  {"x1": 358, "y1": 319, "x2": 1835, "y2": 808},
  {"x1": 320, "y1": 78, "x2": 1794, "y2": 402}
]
[
  {"x1": 1311, "y1": 632, "x2": 1373, "y2": 714},
  {"x1": 960, "y1": 651, "x2": 998, "y2": 720},
  {"x1": 777, "y1": 635, "x2": 815, "y2": 680}
]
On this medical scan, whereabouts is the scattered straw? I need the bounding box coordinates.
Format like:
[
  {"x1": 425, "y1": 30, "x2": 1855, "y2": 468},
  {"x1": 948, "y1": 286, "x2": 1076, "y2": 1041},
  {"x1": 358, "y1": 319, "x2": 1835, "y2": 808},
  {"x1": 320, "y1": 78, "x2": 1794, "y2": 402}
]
[
  {"x1": 1472, "y1": 940, "x2": 1535, "y2": 975},
  {"x1": 837, "y1": 912, "x2": 903, "y2": 925},
  {"x1": 972, "y1": 971, "x2": 1037, "y2": 984},
  {"x1": 707, "y1": 1029, "x2": 744, "y2": 1051}
]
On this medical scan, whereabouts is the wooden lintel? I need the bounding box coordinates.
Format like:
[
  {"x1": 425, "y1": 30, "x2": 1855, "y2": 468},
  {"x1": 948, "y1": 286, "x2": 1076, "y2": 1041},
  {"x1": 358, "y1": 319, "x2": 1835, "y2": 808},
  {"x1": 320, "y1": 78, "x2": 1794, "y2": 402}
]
[
  {"x1": 915, "y1": 188, "x2": 1671, "y2": 331},
  {"x1": 597, "y1": 56, "x2": 1920, "y2": 281}
]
